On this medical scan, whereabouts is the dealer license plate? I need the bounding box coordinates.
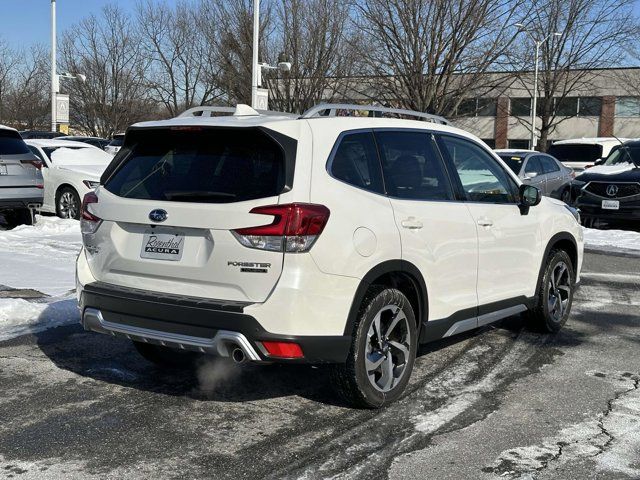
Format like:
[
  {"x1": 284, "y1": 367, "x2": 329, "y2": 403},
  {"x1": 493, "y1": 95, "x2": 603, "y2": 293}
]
[
  {"x1": 601, "y1": 200, "x2": 620, "y2": 210},
  {"x1": 140, "y1": 230, "x2": 184, "y2": 261}
]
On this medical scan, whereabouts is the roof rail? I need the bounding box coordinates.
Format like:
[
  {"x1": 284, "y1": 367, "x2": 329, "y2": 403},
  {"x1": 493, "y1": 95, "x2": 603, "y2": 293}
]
[
  {"x1": 301, "y1": 103, "x2": 450, "y2": 125},
  {"x1": 177, "y1": 105, "x2": 297, "y2": 119}
]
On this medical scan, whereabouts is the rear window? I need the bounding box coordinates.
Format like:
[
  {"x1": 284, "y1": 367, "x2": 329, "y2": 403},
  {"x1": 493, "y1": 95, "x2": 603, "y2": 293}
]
[
  {"x1": 498, "y1": 155, "x2": 524, "y2": 174},
  {"x1": 0, "y1": 130, "x2": 30, "y2": 155},
  {"x1": 105, "y1": 128, "x2": 286, "y2": 203},
  {"x1": 109, "y1": 136, "x2": 124, "y2": 147},
  {"x1": 548, "y1": 144, "x2": 603, "y2": 163}
]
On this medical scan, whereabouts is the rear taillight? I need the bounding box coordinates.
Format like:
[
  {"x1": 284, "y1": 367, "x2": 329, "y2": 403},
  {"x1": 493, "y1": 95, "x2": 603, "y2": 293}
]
[
  {"x1": 232, "y1": 203, "x2": 330, "y2": 253},
  {"x1": 20, "y1": 159, "x2": 43, "y2": 170},
  {"x1": 80, "y1": 192, "x2": 102, "y2": 235}
]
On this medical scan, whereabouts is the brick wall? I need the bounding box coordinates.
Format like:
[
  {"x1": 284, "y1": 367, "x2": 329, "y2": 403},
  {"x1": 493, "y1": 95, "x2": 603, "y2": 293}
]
[
  {"x1": 598, "y1": 96, "x2": 616, "y2": 137},
  {"x1": 494, "y1": 97, "x2": 509, "y2": 149}
]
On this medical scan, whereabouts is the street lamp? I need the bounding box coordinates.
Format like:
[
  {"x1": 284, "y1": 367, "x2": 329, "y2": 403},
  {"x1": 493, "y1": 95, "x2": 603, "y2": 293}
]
[
  {"x1": 515, "y1": 23, "x2": 562, "y2": 150},
  {"x1": 250, "y1": 0, "x2": 291, "y2": 109}
]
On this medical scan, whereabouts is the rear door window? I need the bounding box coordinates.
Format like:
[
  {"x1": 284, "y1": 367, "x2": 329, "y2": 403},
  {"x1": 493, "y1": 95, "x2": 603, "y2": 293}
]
[
  {"x1": 375, "y1": 130, "x2": 453, "y2": 201},
  {"x1": 104, "y1": 128, "x2": 286, "y2": 203},
  {"x1": 524, "y1": 157, "x2": 543, "y2": 175},
  {"x1": 539, "y1": 155, "x2": 560, "y2": 173},
  {"x1": 0, "y1": 130, "x2": 30, "y2": 155},
  {"x1": 329, "y1": 132, "x2": 384, "y2": 194}
]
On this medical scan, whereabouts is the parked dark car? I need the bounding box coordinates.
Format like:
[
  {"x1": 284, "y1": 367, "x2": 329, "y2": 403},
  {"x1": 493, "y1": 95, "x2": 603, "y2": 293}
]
[
  {"x1": 495, "y1": 149, "x2": 575, "y2": 202},
  {"x1": 19, "y1": 130, "x2": 67, "y2": 140},
  {"x1": 573, "y1": 140, "x2": 640, "y2": 227},
  {"x1": 59, "y1": 136, "x2": 110, "y2": 150}
]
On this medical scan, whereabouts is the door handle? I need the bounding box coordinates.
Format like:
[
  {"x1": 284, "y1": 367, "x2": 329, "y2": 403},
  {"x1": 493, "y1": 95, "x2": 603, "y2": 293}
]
[
  {"x1": 477, "y1": 218, "x2": 493, "y2": 227},
  {"x1": 401, "y1": 218, "x2": 423, "y2": 230}
]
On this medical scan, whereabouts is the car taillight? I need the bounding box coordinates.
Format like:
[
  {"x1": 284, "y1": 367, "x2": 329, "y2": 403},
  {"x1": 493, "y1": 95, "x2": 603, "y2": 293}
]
[
  {"x1": 232, "y1": 203, "x2": 330, "y2": 253},
  {"x1": 20, "y1": 159, "x2": 43, "y2": 170},
  {"x1": 80, "y1": 191, "x2": 102, "y2": 235}
]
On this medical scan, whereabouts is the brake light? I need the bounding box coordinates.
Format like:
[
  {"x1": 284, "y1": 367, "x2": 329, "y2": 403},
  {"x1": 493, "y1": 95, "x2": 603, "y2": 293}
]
[
  {"x1": 21, "y1": 159, "x2": 43, "y2": 170},
  {"x1": 80, "y1": 192, "x2": 102, "y2": 235},
  {"x1": 36, "y1": 184, "x2": 44, "y2": 189},
  {"x1": 232, "y1": 203, "x2": 330, "y2": 253},
  {"x1": 261, "y1": 341, "x2": 304, "y2": 359},
  {"x1": 584, "y1": 164, "x2": 593, "y2": 169}
]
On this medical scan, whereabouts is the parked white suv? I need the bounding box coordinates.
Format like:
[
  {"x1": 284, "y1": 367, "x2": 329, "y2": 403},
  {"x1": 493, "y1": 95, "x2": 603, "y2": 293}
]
[{"x1": 76, "y1": 104, "x2": 583, "y2": 408}]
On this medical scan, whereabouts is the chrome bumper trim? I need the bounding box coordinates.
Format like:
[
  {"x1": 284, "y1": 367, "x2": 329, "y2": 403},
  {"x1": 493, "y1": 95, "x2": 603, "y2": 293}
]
[{"x1": 82, "y1": 307, "x2": 262, "y2": 361}]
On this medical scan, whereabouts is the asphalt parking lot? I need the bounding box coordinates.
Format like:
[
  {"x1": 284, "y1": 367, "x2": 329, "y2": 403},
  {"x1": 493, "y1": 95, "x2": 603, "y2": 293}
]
[{"x1": 0, "y1": 250, "x2": 639, "y2": 479}]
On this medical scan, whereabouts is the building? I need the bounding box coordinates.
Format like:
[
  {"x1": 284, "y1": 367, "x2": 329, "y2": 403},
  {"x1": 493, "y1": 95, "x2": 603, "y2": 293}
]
[{"x1": 451, "y1": 67, "x2": 640, "y2": 149}]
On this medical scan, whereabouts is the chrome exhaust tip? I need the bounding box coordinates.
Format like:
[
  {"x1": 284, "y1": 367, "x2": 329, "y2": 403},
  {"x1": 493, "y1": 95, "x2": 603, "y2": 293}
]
[{"x1": 231, "y1": 347, "x2": 247, "y2": 364}]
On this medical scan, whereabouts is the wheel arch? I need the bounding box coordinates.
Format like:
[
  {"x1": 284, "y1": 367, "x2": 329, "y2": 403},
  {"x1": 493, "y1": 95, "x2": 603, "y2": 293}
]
[
  {"x1": 535, "y1": 232, "x2": 578, "y2": 297},
  {"x1": 342, "y1": 260, "x2": 429, "y2": 337},
  {"x1": 55, "y1": 183, "x2": 79, "y2": 201}
]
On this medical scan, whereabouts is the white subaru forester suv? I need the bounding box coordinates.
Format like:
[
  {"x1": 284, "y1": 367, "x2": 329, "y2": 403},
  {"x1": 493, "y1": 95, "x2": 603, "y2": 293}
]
[{"x1": 76, "y1": 104, "x2": 583, "y2": 408}]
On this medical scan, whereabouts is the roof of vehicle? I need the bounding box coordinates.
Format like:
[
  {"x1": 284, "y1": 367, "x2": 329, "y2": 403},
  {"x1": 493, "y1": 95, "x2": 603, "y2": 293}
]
[
  {"x1": 551, "y1": 138, "x2": 627, "y2": 146},
  {"x1": 61, "y1": 136, "x2": 107, "y2": 141},
  {"x1": 494, "y1": 149, "x2": 536, "y2": 156},
  {"x1": 0, "y1": 124, "x2": 18, "y2": 133},
  {"x1": 25, "y1": 139, "x2": 100, "y2": 149}
]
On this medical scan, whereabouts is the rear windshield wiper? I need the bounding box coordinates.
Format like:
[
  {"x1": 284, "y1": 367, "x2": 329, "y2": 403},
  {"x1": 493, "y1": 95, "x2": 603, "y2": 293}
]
[{"x1": 164, "y1": 191, "x2": 237, "y2": 201}]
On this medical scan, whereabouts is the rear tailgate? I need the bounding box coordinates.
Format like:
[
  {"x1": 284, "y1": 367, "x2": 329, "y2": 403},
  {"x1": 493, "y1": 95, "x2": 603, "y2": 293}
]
[
  {"x1": 0, "y1": 130, "x2": 41, "y2": 188},
  {"x1": 85, "y1": 126, "x2": 296, "y2": 303}
]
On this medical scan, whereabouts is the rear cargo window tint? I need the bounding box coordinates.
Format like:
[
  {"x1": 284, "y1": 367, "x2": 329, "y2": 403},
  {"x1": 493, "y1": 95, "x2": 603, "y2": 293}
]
[
  {"x1": 104, "y1": 128, "x2": 285, "y2": 203},
  {"x1": 329, "y1": 132, "x2": 384, "y2": 194},
  {"x1": 0, "y1": 131, "x2": 30, "y2": 155}
]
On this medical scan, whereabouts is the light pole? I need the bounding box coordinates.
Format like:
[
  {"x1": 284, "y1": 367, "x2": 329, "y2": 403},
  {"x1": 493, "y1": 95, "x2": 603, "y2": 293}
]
[
  {"x1": 51, "y1": 0, "x2": 57, "y2": 132},
  {"x1": 251, "y1": 0, "x2": 260, "y2": 108},
  {"x1": 516, "y1": 24, "x2": 562, "y2": 150}
]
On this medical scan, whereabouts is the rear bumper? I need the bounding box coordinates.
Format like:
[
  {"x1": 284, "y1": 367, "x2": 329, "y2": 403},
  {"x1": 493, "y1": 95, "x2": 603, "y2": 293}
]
[
  {"x1": 0, "y1": 196, "x2": 43, "y2": 210},
  {"x1": 79, "y1": 281, "x2": 351, "y2": 364}
]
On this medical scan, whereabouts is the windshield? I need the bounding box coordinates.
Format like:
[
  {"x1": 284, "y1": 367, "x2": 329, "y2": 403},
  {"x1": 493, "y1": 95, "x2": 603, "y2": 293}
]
[
  {"x1": 498, "y1": 155, "x2": 524, "y2": 174},
  {"x1": 547, "y1": 144, "x2": 603, "y2": 163},
  {"x1": 604, "y1": 145, "x2": 640, "y2": 166},
  {"x1": 104, "y1": 128, "x2": 286, "y2": 204},
  {"x1": 45, "y1": 146, "x2": 112, "y2": 165}
]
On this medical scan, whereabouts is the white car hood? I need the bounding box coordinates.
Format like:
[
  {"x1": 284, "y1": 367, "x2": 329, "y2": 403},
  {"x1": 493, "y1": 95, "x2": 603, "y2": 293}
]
[
  {"x1": 585, "y1": 163, "x2": 634, "y2": 175},
  {"x1": 57, "y1": 163, "x2": 106, "y2": 179}
]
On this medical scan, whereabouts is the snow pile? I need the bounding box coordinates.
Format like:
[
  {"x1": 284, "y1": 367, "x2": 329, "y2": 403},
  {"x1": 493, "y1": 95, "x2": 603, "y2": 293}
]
[
  {"x1": 0, "y1": 215, "x2": 81, "y2": 296},
  {"x1": 583, "y1": 227, "x2": 640, "y2": 254},
  {"x1": 0, "y1": 297, "x2": 78, "y2": 342}
]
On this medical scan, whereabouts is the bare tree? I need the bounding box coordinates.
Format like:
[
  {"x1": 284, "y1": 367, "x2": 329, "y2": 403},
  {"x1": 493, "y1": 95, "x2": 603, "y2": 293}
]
[
  {"x1": 262, "y1": 0, "x2": 358, "y2": 114},
  {"x1": 0, "y1": 38, "x2": 20, "y2": 124},
  {"x1": 137, "y1": 0, "x2": 221, "y2": 116},
  {"x1": 59, "y1": 4, "x2": 154, "y2": 137},
  {"x1": 200, "y1": 0, "x2": 272, "y2": 105},
  {"x1": 352, "y1": 0, "x2": 523, "y2": 116},
  {"x1": 4, "y1": 45, "x2": 50, "y2": 130},
  {"x1": 512, "y1": 0, "x2": 638, "y2": 150}
]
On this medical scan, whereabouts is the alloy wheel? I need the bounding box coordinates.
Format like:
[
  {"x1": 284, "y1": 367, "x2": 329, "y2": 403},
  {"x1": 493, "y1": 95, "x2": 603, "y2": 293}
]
[
  {"x1": 365, "y1": 305, "x2": 411, "y2": 392},
  {"x1": 59, "y1": 191, "x2": 79, "y2": 219},
  {"x1": 548, "y1": 261, "x2": 571, "y2": 322}
]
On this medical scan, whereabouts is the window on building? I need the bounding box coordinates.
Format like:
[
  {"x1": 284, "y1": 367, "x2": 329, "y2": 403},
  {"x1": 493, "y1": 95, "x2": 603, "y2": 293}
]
[
  {"x1": 510, "y1": 98, "x2": 531, "y2": 117},
  {"x1": 481, "y1": 138, "x2": 496, "y2": 148},
  {"x1": 616, "y1": 97, "x2": 640, "y2": 117},
  {"x1": 457, "y1": 98, "x2": 497, "y2": 117},
  {"x1": 578, "y1": 97, "x2": 602, "y2": 116},
  {"x1": 555, "y1": 97, "x2": 579, "y2": 116},
  {"x1": 508, "y1": 139, "x2": 530, "y2": 150}
]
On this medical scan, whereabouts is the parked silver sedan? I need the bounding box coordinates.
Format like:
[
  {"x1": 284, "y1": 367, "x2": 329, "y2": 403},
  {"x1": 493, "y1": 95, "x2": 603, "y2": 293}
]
[{"x1": 495, "y1": 149, "x2": 575, "y2": 203}]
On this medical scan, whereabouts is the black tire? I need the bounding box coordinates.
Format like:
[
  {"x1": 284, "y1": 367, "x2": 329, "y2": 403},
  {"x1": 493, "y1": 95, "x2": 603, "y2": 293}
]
[
  {"x1": 330, "y1": 286, "x2": 418, "y2": 408},
  {"x1": 3, "y1": 208, "x2": 33, "y2": 229},
  {"x1": 560, "y1": 188, "x2": 571, "y2": 205},
  {"x1": 56, "y1": 187, "x2": 81, "y2": 220},
  {"x1": 133, "y1": 341, "x2": 200, "y2": 369},
  {"x1": 528, "y1": 249, "x2": 575, "y2": 333}
]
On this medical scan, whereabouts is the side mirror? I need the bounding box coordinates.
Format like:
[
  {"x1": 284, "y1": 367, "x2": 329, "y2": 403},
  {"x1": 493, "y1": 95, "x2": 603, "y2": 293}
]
[
  {"x1": 519, "y1": 184, "x2": 541, "y2": 215},
  {"x1": 524, "y1": 171, "x2": 538, "y2": 180},
  {"x1": 594, "y1": 159, "x2": 605, "y2": 166}
]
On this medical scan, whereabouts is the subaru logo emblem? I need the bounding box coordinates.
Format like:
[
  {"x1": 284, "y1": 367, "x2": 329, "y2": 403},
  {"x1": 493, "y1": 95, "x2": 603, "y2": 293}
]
[
  {"x1": 149, "y1": 209, "x2": 168, "y2": 223},
  {"x1": 606, "y1": 185, "x2": 619, "y2": 197}
]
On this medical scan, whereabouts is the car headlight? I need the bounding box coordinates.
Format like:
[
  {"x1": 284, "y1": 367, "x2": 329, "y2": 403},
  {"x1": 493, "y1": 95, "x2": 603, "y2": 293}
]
[
  {"x1": 83, "y1": 180, "x2": 100, "y2": 189},
  {"x1": 564, "y1": 205, "x2": 580, "y2": 223}
]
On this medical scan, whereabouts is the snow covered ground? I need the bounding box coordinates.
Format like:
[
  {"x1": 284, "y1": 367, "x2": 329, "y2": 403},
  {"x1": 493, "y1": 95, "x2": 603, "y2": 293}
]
[
  {"x1": 583, "y1": 226, "x2": 640, "y2": 255},
  {"x1": 0, "y1": 215, "x2": 81, "y2": 341}
]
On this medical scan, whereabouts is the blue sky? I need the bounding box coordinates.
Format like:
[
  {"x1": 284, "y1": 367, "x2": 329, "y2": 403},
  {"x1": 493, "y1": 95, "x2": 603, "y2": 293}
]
[
  {"x1": 1, "y1": 0, "x2": 178, "y2": 48},
  {"x1": 3, "y1": 0, "x2": 640, "y2": 49}
]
